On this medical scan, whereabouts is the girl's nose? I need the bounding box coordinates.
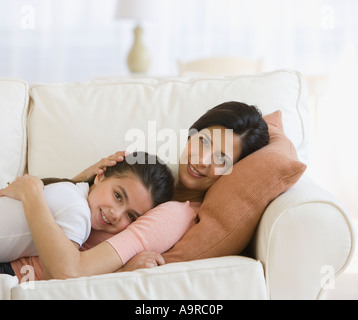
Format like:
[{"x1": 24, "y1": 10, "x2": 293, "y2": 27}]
[{"x1": 109, "y1": 208, "x2": 123, "y2": 223}]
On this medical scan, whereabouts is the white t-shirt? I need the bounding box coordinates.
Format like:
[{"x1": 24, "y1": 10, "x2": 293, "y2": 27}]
[{"x1": 0, "y1": 182, "x2": 91, "y2": 262}]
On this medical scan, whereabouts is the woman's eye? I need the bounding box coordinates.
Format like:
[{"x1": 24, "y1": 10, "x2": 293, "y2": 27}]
[
  {"x1": 114, "y1": 192, "x2": 122, "y2": 201},
  {"x1": 215, "y1": 154, "x2": 227, "y2": 166},
  {"x1": 199, "y1": 136, "x2": 209, "y2": 146},
  {"x1": 127, "y1": 212, "x2": 136, "y2": 222}
]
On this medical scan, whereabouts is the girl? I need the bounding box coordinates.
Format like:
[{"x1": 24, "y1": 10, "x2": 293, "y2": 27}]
[{"x1": 0, "y1": 152, "x2": 195, "y2": 278}]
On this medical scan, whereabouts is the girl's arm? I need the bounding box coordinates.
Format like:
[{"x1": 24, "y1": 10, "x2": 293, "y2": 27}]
[
  {"x1": 0, "y1": 175, "x2": 195, "y2": 280},
  {"x1": 26, "y1": 190, "x2": 122, "y2": 279},
  {"x1": 0, "y1": 175, "x2": 124, "y2": 279}
]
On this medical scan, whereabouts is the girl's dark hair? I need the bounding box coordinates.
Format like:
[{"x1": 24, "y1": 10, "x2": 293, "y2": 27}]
[
  {"x1": 189, "y1": 101, "x2": 269, "y2": 160},
  {"x1": 42, "y1": 152, "x2": 174, "y2": 207},
  {"x1": 103, "y1": 152, "x2": 174, "y2": 207}
]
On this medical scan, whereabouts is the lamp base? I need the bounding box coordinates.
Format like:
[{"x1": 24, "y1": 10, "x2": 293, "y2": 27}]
[{"x1": 127, "y1": 25, "x2": 151, "y2": 73}]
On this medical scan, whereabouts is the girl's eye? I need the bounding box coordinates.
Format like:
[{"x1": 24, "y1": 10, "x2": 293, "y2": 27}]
[
  {"x1": 127, "y1": 212, "x2": 136, "y2": 222},
  {"x1": 114, "y1": 192, "x2": 122, "y2": 201}
]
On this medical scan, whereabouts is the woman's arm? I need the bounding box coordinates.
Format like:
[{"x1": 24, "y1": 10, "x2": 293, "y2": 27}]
[
  {"x1": 0, "y1": 175, "x2": 124, "y2": 279},
  {"x1": 72, "y1": 151, "x2": 127, "y2": 182},
  {"x1": 116, "y1": 252, "x2": 165, "y2": 273}
]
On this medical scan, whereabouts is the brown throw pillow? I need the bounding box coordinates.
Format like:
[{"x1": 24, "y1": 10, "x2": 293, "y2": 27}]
[{"x1": 163, "y1": 110, "x2": 306, "y2": 263}]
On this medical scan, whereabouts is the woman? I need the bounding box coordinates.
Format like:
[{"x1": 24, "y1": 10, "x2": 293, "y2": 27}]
[{"x1": 1, "y1": 101, "x2": 269, "y2": 280}]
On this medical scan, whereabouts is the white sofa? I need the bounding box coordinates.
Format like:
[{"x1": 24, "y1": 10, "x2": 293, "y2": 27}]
[{"x1": 0, "y1": 69, "x2": 355, "y2": 300}]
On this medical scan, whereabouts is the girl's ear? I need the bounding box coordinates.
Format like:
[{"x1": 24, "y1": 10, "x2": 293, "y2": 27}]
[{"x1": 93, "y1": 172, "x2": 105, "y2": 185}]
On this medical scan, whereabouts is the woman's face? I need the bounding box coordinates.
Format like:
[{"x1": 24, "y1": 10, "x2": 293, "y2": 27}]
[
  {"x1": 88, "y1": 173, "x2": 153, "y2": 233},
  {"x1": 178, "y1": 125, "x2": 242, "y2": 192}
]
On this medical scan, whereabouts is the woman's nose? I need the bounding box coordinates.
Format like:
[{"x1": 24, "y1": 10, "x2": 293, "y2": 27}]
[{"x1": 198, "y1": 149, "x2": 212, "y2": 167}]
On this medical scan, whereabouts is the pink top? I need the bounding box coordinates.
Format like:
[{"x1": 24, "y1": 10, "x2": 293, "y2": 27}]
[{"x1": 106, "y1": 201, "x2": 197, "y2": 264}]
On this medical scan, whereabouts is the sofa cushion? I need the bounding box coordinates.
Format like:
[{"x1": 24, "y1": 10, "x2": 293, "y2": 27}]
[
  {"x1": 10, "y1": 256, "x2": 267, "y2": 299},
  {"x1": 27, "y1": 70, "x2": 308, "y2": 179},
  {"x1": 162, "y1": 110, "x2": 307, "y2": 263},
  {"x1": 0, "y1": 79, "x2": 28, "y2": 188}
]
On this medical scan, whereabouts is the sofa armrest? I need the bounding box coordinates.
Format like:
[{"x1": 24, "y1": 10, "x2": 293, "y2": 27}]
[{"x1": 252, "y1": 175, "x2": 356, "y2": 300}]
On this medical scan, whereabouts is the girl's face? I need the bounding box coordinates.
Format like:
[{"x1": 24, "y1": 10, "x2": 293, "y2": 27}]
[
  {"x1": 88, "y1": 173, "x2": 153, "y2": 233},
  {"x1": 178, "y1": 125, "x2": 242, "y2": 192}
]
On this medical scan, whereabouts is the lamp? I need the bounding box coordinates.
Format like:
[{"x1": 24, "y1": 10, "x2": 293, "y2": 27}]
[{"x1": 115, "y1": 0, "x2": 162, "y2": 74}]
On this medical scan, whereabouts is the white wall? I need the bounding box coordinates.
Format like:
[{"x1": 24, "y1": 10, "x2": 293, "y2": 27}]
[{"x1": 0, "y1": 0, "x2": 357, "y2": 215}]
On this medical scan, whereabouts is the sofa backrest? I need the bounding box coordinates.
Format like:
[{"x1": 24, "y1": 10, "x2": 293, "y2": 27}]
[{"x1": 0, "y1": 69, "x2": 309, "y2": 184}]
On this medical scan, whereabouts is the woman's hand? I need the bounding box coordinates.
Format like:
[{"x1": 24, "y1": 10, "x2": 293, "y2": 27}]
[
  {"x1": 0, "y1": 175, "x2": 44, "y2": 202},
  {"x1": 72, "y1": 151, "x2": 128, "y2": 182},
  {"x1": 118, "y1": 252, "x2": 165, "y2": 272}
]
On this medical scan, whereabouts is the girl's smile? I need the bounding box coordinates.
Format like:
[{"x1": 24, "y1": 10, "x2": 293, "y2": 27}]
[
  {"x1": 88, "y1": 173, "x2": 154, "y2": 234},
  {"x1": 99, "y1": 208, "x2": 111, "y2": 225}
]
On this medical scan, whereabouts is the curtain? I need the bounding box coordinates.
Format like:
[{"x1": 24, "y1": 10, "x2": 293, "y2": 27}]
[
  {"x1": 0, "y1": 0, "x2": 122, "y2": 82},
  {"x1": 0, "y1": 0, "x2": 357, "y2": 214},
  {"x1": 1, "y1": 0, "x2": 357, "y2": 80}
]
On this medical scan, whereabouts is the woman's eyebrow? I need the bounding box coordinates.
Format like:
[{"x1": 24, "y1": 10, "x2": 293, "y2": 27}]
[{"x1": 202, "y1": 132, "x2": 211, "y2": 142}]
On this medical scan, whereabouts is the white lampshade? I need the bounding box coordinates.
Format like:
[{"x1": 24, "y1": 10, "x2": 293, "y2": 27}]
[{"x1": 115, "y1": 0, "x2": 164, "y2": 21}]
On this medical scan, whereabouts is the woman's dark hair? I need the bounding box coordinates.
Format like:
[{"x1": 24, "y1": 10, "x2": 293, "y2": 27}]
[
  {"x1": 189, "y1": 101, "x2": 269, "y2": 160},
  {"x1": 43, "y1": 151, "x2": 174, "y2": 207}
]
